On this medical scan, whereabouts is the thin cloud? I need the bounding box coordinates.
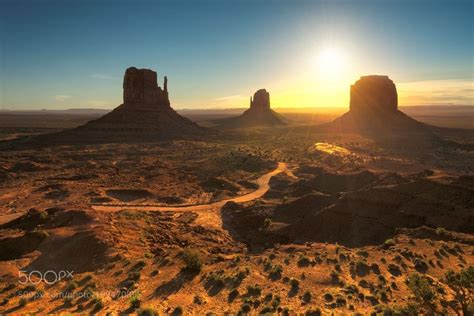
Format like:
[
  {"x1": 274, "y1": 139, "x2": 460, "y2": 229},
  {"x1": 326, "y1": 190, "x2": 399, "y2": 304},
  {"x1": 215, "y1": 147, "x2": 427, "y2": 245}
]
[
  {"x1": 89, "y1": 73, "x2": 118, "y2": 80},
  {"x1": 86, "y1": 100, "x2": 112, "y2": 107},
  {"x1": 53, "y1": 95, "x2": 71, "y2": 102},
  {"x1": 398, "y1": 79, "x2": 474, "y2": 105},
  {"x1": 215, "y1": 94, "x2": 244, "y2": 101}
]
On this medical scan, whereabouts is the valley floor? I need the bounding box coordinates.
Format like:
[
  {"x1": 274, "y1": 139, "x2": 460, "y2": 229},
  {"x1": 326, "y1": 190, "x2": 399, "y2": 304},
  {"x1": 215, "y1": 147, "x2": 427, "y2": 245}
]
[{"x1": 0, "y1": 127, "x2": 472, "y2": 315}]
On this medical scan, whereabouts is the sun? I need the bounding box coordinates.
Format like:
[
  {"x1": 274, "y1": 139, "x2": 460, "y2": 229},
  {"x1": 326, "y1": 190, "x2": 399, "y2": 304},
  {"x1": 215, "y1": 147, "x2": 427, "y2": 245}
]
[{"x1": 315, "y1": 48, "x2": 346, "y2": 80}]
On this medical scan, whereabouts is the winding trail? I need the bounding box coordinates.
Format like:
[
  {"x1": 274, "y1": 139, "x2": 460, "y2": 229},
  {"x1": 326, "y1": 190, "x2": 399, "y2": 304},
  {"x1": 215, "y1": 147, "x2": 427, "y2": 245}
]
[{"x1": 91, "y1": 162, "x2": 288, "y2": 228}]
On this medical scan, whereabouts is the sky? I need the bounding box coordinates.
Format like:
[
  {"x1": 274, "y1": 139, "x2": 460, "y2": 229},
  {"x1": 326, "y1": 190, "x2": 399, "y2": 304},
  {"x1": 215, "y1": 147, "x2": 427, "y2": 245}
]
[{"x1": 0, "y1": 0, "x2": 473, "y2": 110}]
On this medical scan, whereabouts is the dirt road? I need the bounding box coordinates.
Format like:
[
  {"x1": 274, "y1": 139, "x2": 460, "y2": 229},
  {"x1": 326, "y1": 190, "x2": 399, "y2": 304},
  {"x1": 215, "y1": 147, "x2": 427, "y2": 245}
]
[{"x1": 91, "y1": 162, "x2": 288, "y2": 227}]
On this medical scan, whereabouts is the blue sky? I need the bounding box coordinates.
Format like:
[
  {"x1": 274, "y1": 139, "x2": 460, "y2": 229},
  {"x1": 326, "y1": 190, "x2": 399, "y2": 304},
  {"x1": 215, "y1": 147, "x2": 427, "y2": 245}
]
[{"x1": 0, "y1": 0, "x2": 472, "y2": 109}]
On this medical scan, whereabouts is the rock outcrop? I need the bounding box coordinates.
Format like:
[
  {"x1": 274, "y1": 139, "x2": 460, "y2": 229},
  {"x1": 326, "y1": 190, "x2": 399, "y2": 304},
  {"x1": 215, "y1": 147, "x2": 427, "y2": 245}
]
[
  {"x1": 122, "y1": 67, "x2": 170, "y2": 107},
  {"x1": 317, "y1": 75, "x2": 445, "y2": 153},
  {"x1": 10, "y1": 67, "x2": 210, "y2": 145},
  {"x1": 250, "y1": 89, "x2": 271, "y2": 111},
  {"x1": 214, "y1": 89, "x2": 286, "y2": 129},
  {"x1": 350, "y1": 75, "x2": 398, "y2": 114}
]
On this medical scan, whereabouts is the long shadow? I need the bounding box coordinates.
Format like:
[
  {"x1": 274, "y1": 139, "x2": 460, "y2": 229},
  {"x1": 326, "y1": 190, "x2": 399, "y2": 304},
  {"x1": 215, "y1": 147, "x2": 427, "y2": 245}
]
[
  {"x1": 203, "y1": 279, "x2": 225, "y2": 297},
  {"x1": 48, "y1": 302, "x2": 70, "y2": 314},
  {"x1": 150, "y1": 270, "x2": 196, "y2": 298}
]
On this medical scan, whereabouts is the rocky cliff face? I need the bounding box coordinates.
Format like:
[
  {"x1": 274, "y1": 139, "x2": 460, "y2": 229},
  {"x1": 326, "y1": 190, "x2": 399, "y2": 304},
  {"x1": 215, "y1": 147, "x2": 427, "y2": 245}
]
[
  {"x1": 350, "y1": 75, "x2": 398, "y2": 114},
  {"x1": 123, "y1": 67, "x2": 170, "y2": 107},
  {"x1": 214, "y1": 89, "x2": 286, "y2": 129},
  {"x1": 324, "y1": 75, "x2": 442, "y2": 152},
  {"x1": 40, "y1": 66, "x2": 210, "y2": 143},
  {"x1": 250, "y1": 89, "x2": 270, "y2": 111}
]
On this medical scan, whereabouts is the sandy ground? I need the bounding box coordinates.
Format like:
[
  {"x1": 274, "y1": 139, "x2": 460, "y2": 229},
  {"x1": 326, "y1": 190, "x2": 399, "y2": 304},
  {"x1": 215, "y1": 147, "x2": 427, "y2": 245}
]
[{"x1": 92, "y1": 162, "x2": 288, "y2": 229}]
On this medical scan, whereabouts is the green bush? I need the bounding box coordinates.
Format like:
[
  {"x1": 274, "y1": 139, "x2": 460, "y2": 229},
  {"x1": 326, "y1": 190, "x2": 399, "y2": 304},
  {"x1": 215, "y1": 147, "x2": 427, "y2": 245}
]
[
  {"x1": 289, "y1": 278, "x2": 299, "y2": 290},
  {"x1": 407, "y1": 273, "x2": 436, "y2": 313},
  {"x1": 383, "y1": 239, "x2": 396, "y2": 248},
  {"x1": 302, "y1": 291, "x2": 312, "y2": 303},
  {"x1": 181, "y1": 249, "x2": 202, "y2": 273},
  {"x1": 246, "y1": 284, "x2": 262, "y2": 296},
  {"x1": 130, "y1": 292, "x2": 142, "y2": 309},
  {"x1": 171, "y1": 306, "x2": 183, "y2": 316},
  {"x1": 137, "y1": 307, "x2": 159, "y2": 316},
  {"x1": 435, "y1": 227, "x2": 447, "y2": 236},
  {"x1": 444, "y1": 266, "x2": 474, "y2": 315}
]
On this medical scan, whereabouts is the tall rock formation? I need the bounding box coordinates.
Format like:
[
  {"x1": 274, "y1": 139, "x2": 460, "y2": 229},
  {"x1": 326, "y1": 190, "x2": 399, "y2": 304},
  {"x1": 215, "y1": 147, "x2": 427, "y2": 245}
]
[
  {"x1": 28, "y1": 67, "x2": 210, "y2": 144},
  {"x1": 350, "y1": 75, "x2": 398, "y2": 114},
  {"x1": 250, "y1": 89, "x2": 271, "y2": 111},
  {"x1": 322, "y1": 75, "x2": 442, "y2": 151},
  {"x1": 215, "y1": 89, "x2": 286, "y2": 129},
  {"x1": 122, "y1": 67, "x2": 170, "y2": 107}
]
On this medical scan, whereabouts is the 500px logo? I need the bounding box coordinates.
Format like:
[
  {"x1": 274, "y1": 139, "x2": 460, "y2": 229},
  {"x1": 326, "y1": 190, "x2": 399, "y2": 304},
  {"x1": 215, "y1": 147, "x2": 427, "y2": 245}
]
[{"x1": 18, "y1": 270, "x2": 74, "y2": 285}]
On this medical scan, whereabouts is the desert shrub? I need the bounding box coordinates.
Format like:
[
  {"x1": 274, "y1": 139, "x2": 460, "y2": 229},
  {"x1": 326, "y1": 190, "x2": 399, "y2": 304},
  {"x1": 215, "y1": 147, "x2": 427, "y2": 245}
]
[
  {"x1": 305, "y1": 308, "x2": 322, "y2": 316},
  {"x1": 297, "y1": 256, "x2": 311, "y2": 267},
  {"x1": 132, "y1": 260, "x2": 146, "y2": 271},
  {"x1": 241, "y1": 303, "x2": 252, "y2": 313},
  {"x1": 324, "y1": 293, "x2": 333, "y2": 302},
  {"x1": 388, "y1": 264, "x2": 402, "y2": 276},
  {"x1": 271, "y1": 295, "x2": 281, "y2": 308},
  {"x1": 63, "y1": 296, "x2": 73, "y2": 306},
  {"x1": 64, "y1": 281, "x2": 78, "y2": 293},
  {"x1": 263, "y1": 218, "x2": 272, "y2": 231},
  {"x1": 414, "y1": 258, "x2": 429, "y2": 273},
  {"x1": 330, "y1": 270, "x2": 341, "y2": 285},
  {"x1": 129, "y1": 292, "x2": 142, "y2": 309},
  {"x1": 355, "y1": 260, "x2": 370, "y2": 276},
  {"x1": 435, "y1": 227, "x2": 447, "y2": 236},
  {"x1": 335, "y1": 296, "x2": 346, "y2": 306},
  {"x1": 208, "y1": 271, "x2": 225, "y2": 287},
  {"x1": 378, "y1": 275, "x2": 386, "y2": 284},
  {"x1": 31, "y1": 229, "x2": 49, "y2": 239},
  {"x1": 144, "y1": 252, "x2": 153, "y2": 259},
  {"x1": 379, "y1": 289, "x2": 388, "y2": 302},
  {"x1": 80, "y1": 274, "x2": 93, "y2": 285},
  {"x1": 137, "y1": 307, "x2": 159, "y2": 316},
  {"x1": 247, "y1": 284, "x2": 262, "y2": 296},
  {"x1": 371, "y1": 263, "x2": 380, "y2": 274},
  {"x1": 260, "y1": 306, "x2": 273, "y2": 314},
  {"x1": 92, "y1": 299, "x2": 104, "y2": 312},
  {"x1": 384, "y1": 239, "x2": 396, "y2": 248},
  {"x1": 228, "y1": 289, "x2": 239, "y2": 302},
  {"x1": 181, "y1": 249, "x2": 202, "y2": 273},
  {"x1": 358, "y1": 279, "x2": 370, "y2": 288},
  {"x1": 264, "y1": 293, "x2": 273, "y2": 302},
  {"x1": 18, "y1": 297, "x2": 27, "y2": 307},
  {"x1": 407, "y1": 273, "x2": 437, "y2": 313},
  {"x1": 289, "y1": 278, "x2": 299, "y2": 290},
  {"x1": 128, "y1": 271, "x2": 141, "y2": 281},
  {"x1": 302, "y1": 291, "x2": 312, "y2": 303},
  {"x1": 269, "y1": 264, "x2": 283, "y2": 279},
  {"x1": 171, "y1": 306, "x2": 183, "y2": 316},
  {"x1": 444, "y1": 266, "x2": 474, "y2": 315}
]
